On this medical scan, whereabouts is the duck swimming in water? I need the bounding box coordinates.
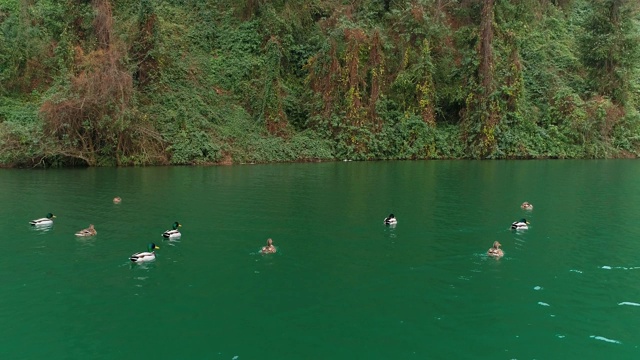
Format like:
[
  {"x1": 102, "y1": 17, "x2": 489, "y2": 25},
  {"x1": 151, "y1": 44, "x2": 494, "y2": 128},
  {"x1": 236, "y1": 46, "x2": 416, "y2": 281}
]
[
  {"x1": 521, "y1": 202, "x2": 533, "y2": 210},
  {"x1": 130, "y1": 243, "x2": 160, "y2": 262},
  {"x1": 383, "y1": 214, "x2": 397, "y2": 225},
  {"x1": 75, "y1": 224, "x2": 97, "y2": 237},
  {"x1": 162, "y1": 222, "x2": 182, "y2": 239},
  {"x1": 511, "y1": 218, "x2": 529, "y2": 230},
  {"x1": 30, "y1": 213, "x2": 56, "y2": 226},
  {"x1": 487, "y1": 241, "x2": 504, "y2": 258},
  {"x1": 261, "y1": 238, "x2": 277, "y2": 254}
]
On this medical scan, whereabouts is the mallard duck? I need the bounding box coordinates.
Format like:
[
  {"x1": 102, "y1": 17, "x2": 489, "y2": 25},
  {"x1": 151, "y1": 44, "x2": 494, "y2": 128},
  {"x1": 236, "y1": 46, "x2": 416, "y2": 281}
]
[
  {"x1": 383, "y1": 214, "x2": 397, "y2": 225},
  {"x1": 261, "y1": 238, "x2": 277, "y2": 254},
  {"x1": 521, "y1": 202, "x2": 533, "y2": 210},
  {"x1": 75, "y1": 224, "x2": 97, "y2": 237},
  {"x1": 130, "y1": 243, "x2": 160, "y2": 262},
  {"x1": 487, "y1": 241, "x2": 504, "y2": 257},
  {"x1": 511, "y1": 218, "x2": 529, "y2": 230},
  {"x1": 162, "y1": 222, "x2": 182, "y2": 239},
  {"x1": 30, "y1": 213, "x2": 56, "y2": 226}
]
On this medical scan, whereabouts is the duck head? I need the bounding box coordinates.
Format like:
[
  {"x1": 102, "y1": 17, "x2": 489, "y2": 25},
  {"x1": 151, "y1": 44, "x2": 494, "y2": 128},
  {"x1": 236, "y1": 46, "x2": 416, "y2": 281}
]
[
  {"x1": 148, "y1": 243, "x2": 160, "y2": 251},
  {"x1": 172, "y1": 222, "x2": 181, "y2": 230},
  {"x1": 46, "y1": 213, "x2": 56, "y2": 219}
]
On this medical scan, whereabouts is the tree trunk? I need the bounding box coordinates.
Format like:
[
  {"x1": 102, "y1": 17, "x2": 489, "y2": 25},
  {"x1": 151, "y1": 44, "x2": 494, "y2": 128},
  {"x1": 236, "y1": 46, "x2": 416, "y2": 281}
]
[{"x1": 479, "y1": 0, "x2": 495, "y2": 97}]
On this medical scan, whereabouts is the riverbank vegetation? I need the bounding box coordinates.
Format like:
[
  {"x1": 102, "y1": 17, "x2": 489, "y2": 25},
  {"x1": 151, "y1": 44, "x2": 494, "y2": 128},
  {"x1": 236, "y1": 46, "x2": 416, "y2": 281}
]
[{"x1": 1, "y1": 0, "x2": 639, "y2": 166}]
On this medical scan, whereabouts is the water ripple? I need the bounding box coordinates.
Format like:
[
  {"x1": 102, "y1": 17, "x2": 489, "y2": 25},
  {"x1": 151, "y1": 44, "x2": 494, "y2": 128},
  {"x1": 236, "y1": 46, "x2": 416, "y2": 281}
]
[
  {"x1": 590, "y1": 335, "x2": 621, "y2": 344},
  {"x1": 618, "y1": 302, "x2": 640, "y2": 307},
  {"x1": 601, "y1": 265, "x2": 640, "y2": 270}
]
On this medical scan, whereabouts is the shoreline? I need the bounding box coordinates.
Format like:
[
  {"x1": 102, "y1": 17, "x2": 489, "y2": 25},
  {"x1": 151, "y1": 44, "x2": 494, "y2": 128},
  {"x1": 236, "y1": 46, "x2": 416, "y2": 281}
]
[{"x1": 1, "y1": 153, "x2": 638, "y2": 169}]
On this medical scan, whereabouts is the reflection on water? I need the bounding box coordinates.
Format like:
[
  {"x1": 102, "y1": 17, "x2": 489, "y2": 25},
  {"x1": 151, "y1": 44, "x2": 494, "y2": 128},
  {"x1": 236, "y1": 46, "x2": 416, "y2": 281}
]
[{"x1": 29, "y1": 224, "x2": 54, "y2": 233}]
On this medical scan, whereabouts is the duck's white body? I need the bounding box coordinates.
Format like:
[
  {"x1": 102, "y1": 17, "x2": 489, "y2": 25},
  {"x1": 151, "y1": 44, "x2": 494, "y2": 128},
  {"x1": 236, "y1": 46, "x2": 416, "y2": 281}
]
[
  {"x1": 30, "y1": 218, "x2": 53, "y2": 226},
  {"x1": 162, "y1": 229, "x2": 181, "y2": 239},
  {"x1": 384, "y1": 218, "x2": 397, "y2": 225},
  {"x1": 511, "y1": 221, "x2": 528, "y2": 230},
  {"x1": 130, "y1": 251, "x2": 156, "y2": 262}
]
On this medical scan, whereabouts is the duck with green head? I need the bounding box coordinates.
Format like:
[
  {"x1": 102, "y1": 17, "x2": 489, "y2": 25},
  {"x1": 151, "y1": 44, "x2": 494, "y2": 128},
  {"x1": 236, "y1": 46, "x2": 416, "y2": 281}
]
[
  {"x1": 162, "y1": 222, "x2": 182, "y2": 239},
  {"x1": 30, "y1": 213, "x2": 56, "y2": 226},
  {"x1": 511, "y1": 218, "x2": 529, "y2": 230},
  {"x1": 130, "y1": 243, "x2": 160, "y2": 262},
  {"x1": 383, "y1": 214, "x2": 397, "y2": 225}
]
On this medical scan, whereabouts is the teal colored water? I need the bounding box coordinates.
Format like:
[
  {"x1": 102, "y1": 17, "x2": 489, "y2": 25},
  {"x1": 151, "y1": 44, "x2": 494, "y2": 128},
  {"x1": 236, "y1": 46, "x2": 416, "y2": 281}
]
[{"x1": 1, "y1": 161, "x2": 639, "y2": 359}]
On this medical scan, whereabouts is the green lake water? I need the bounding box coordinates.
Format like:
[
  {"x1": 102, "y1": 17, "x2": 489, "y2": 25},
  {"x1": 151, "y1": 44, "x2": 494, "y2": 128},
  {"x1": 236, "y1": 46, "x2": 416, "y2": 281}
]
[{"x1": 1, "y1": 160, "x2": 639, "y2": 359}]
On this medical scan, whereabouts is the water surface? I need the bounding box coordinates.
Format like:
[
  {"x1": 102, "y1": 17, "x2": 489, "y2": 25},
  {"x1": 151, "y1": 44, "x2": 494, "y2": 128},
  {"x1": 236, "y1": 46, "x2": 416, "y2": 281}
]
[{"x1": 1, "y1": 160, "x2": 639, "y2": 359}]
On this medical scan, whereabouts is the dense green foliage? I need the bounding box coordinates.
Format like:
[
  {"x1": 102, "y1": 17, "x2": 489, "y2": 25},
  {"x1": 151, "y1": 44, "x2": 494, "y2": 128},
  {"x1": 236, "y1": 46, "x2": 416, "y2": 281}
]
[{"x1": 1, "y1": 0, "x2": 639, "y2": 167}]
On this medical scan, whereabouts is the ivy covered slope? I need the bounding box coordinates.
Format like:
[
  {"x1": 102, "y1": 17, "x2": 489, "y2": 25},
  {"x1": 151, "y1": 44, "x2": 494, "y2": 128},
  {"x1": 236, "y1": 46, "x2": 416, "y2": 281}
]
[{"x1": 1, "y1": 0, "x2": 639, "y2": 166}]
